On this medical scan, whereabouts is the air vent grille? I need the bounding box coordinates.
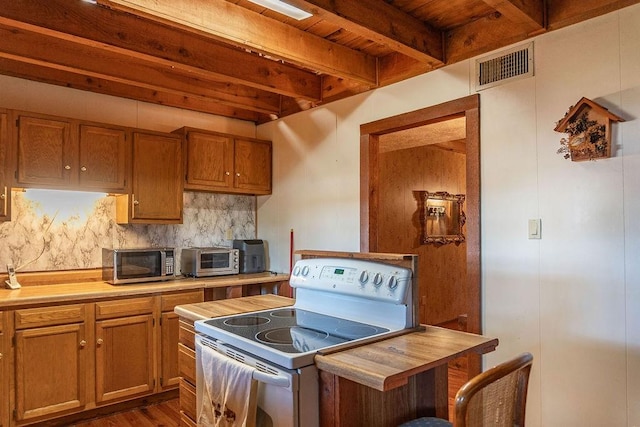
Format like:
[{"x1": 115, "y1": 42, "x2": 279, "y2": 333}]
[{"x1": 475, "y1": 43, "x2": 533, "y2": 91}]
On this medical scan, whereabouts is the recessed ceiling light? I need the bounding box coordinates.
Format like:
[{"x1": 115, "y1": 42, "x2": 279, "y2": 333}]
[{"x1": 246, "y1": 0, "x2": 312, "y2": 20}]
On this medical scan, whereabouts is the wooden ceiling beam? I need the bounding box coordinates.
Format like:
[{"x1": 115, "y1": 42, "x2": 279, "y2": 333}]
[
  {"x1": 0, "y1": 57, "x2": 264, "y2": 122},
  {"x1": 0, "y1": 20, "x2": 283, "y2": 115},
  {"x1": 547, "y1": 0, "x2": 640, "y2": 30},
  {"x1": 97, "y1": 0, "x2": 379, "y2": 86},
  {"x1": 480, "y1": 0, "x2": 546, "y2": 35},
  {"x1": 0, "y1": 0, "x2": 321, "y2": 101},
  {"x1": 445, "y1": 12, "x2": 536, "y2": 64},
  {"x1": 284, "y1": 0, "x2": 444, "y2": 65}
]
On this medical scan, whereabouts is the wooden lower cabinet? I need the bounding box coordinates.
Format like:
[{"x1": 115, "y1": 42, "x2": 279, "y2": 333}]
[
  {"x1": 6, "y1": 289, "x2": 203, "y2": 426},
  {"x1": 95, "y1": 313, "x2": 155, "y2": 403},
  {"x1": 178, "y1": 319, "x2": 197, "y2": 426},
  {"x1": 160, "y1": 291, "x2": 203, "y2": 391},
  {"x1": 13, "y1": 304, "x2": 89, "y2": 423},
  {"x1": 0, "y1": 312, "x2": 6, "y2": 427}
]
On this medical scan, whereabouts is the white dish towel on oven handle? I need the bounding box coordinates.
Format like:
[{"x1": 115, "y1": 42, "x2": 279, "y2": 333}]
[{"x1": 198, "y1": 344, "x2": 258, "y2": 427}]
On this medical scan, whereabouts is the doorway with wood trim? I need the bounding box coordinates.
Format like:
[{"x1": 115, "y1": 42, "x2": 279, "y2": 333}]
[{"x1": 359, "y1": 95, "x2": 481, "y2": 402}]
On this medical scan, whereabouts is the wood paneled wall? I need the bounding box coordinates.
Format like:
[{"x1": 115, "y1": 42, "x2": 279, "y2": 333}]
[{"x1": 377, "y1": 144, "x2": 467, "y2": 325}]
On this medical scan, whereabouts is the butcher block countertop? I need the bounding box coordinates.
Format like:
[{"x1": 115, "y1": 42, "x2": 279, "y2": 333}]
[
  {"x1": 0, "y1": 272, "x2": 289, "y2": 309},
  {"x1": 174, "y1": 294, "x2": 498, "y2": 393},
  {"x1": 315, "y1": 326, "x2": 498, "y2": 391},
  {"x1": 174, "y1": 294, "x2": 294, "y2": 322}
]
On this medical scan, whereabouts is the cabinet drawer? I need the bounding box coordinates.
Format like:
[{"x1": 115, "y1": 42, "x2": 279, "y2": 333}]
[
  {"x1": 178, "y1": 343, "x2": 196, "y2": 384},
  {"x1": 161, "y1": 290, "x2": 203, "y2": 312},
  {"x1": 179, "y1": 320, "x2": 195, "y2": 350},
  {"x1": 95, "y1": 296, "x2": 154, "y2": 319},
  {"x1": 179, "y1": 379, "x2": 197, "y2": 422},
  {"x1": 180, "y1": 411, "x2": 198, "y2": 427},
  {"x1": 15, "y1": 304, "x2": 85, "y2": 329}
]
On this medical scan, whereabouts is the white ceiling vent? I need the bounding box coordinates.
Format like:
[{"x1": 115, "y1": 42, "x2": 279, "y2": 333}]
[{"x1": 475, "y1": 42, "x2": 533, "y2": 91}]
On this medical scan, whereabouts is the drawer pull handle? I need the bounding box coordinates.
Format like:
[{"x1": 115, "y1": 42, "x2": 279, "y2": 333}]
[
  {"x1": 97, "y1": 338, "x2": 104, "y2": 346},
  {"x1": 64, "y1": 165, "x2": 71, "y2": 170},
  {"x1": 80, "y1": 340, "x2": 87, "y2": 347}
]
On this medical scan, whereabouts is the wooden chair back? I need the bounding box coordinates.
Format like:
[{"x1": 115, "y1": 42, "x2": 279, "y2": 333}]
[{"x1": 454, "y1": 352, "x2": 533, "y2": 427}]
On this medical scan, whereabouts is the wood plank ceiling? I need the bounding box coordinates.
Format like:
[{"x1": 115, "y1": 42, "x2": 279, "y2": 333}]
[{"x1": 0, "y1": 0, "x2": 637, "y2": 123}]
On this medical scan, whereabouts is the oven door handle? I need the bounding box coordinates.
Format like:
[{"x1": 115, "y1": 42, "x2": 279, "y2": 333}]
[
  {"x1": 252, "y1": 370, "x2": 290, "y2": 388},
  {"x1": 197, "y1": 336, "x2": 292, "y2": 388}
]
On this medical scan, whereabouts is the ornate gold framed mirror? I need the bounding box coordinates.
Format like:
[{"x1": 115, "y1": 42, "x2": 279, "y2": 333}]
[{"x1": 414, "y1": 191, "x2": 466, "y2": 246}]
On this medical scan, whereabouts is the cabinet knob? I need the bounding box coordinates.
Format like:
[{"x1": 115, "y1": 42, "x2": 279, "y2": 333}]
[
  {"x1": 80, "y1": 340, "x2": 87, "y2": 347},
  {"x1": 133, "y1": 200, "x2": 139, "y2": 206},
  {"x1": 97, "y1": 338, "x2": 104, "y2": 346},
  {"x1": 225, "y1": 171, "x2": 230, "y2": 176},
  {"x1": 80, "y1": 166, "x2": 87, "y2": 172},
  {"x1": 0, "y1": 352, "x2": 3, "y2": 360},
  {"x1": 64, "y1": 165, "x2": 71, "y2": 170},
  {"x1": 236, "y1": 173, "x2": 240, "y2": 177}
]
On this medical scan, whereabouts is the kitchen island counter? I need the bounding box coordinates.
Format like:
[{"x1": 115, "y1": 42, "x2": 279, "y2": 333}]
[{"x1": 175, "y1": 295, "x2": 498, "y2": 426}]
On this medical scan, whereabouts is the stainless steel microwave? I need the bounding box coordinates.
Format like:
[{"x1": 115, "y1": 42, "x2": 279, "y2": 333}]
[
  {"x1": 181, "y1": 247, "x2": 239, "y2": 277},
  {"x1": 102, "y1": 248, "x2": 175, "y2": 284}
]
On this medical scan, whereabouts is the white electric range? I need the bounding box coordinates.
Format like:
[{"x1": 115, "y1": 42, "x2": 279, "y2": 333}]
[{"x1": 194, "y1": 256, "x2": 415, "y2": 427}]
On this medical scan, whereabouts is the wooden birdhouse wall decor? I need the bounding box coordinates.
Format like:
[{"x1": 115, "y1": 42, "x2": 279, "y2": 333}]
[{"x1": 554, "y1": 97, "x2": 624, "y2": 161}]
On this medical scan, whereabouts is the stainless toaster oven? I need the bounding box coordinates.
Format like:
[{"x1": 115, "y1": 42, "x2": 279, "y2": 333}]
[{"x1": 181, "y1": 247, "x2": 239, "y2": 277}]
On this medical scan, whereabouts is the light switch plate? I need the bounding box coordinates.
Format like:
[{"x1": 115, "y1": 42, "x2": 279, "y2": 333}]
[{"x1": 528, "y1": 219, "x2": 541, "y2": 239}]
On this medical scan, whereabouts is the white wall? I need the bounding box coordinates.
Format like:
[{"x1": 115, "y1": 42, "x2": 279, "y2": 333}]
[
  {"x1": 257, "y1": 5, "x2": 640, "y2": 426},
  {"x1": 0, "y1": 74, "x2": 257, "y2": 136}
]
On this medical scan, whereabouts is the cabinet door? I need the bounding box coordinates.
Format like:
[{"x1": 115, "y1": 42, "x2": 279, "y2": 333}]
[
  {"x1": 130, "y1": 132, "x2": 183, "y2": 222},
  {"x1": 0, "y1": 312, "x2": 5, "y2": 427},
  {"x1": 234, "y1": 138, "x2": 272, "y2": 194},
  {"x1": 0, "y1": 112, "x2": 9, "y2": 221},
  {"x1": 14, "y1": 323, "x2": 87, "y2": 421},
  {"x1": 95, "y1": 314, "x2": 155, "y2": 403},
  {"x1": 160, "y1": 290, "x2": 202, "y2": 391},
  {"x1": 17, "y1": 115, "x2": 74, "y2": 187},
  {"x1": 160, "y1": 311, "x2": 180, "y2": 390},
  {"x1": 79, "y1": 124, "x2": 128, "y2": 191},
  {"x1": 184, "y1": 132, "x2": 233, "y2": 191}
]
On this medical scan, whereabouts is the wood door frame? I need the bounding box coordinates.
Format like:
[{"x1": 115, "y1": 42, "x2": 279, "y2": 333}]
[{"x1": 359, "y1": 94, "x2": 481, "y2": 337}]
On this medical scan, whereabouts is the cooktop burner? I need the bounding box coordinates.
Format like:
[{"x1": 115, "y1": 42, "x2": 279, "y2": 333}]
[
  {"x1": 195, "y1": 257, "x2": 414, "y2": 369},
  {"x1": 201, "y1": 307, "x2": 390, "y2": 355}
]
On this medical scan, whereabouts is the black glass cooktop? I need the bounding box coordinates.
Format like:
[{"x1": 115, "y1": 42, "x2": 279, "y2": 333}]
[{"x1": 201, "y1": 307, "x2": 390, "y2": 354}]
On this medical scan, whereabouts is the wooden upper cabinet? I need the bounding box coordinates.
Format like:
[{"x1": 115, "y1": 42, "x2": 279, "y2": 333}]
[
  {"x1": 16, "y1": 114, "x2": 73, "y2": 187},
  {"x1": 78, "y1": 124, "x2": 128, "y2": 191},
  {"x1": 184, "y1": 131, "x2": 234, "y2": 190},
  {"x1": 177, "y1": 128, "x2": 272, "y2": 195},
  {"x1": 14, "y1": 112, "x2": 130, "y2": 193},
  {"x1": 116, "y1": 131, "x2": 183, "y2": 224},
  {"x1": 0, "y1": 111, "x2": 10, "y2": 221},
  {"x1": 234, "y1": 137, "x2": 272, "y2": 194}
]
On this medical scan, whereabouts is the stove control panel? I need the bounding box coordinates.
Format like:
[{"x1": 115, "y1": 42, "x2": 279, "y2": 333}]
[{"x1": 290, "y1": 258, "x2": 412, "y2": 303}]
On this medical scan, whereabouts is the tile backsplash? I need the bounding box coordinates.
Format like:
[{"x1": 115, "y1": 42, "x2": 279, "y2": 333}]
[{"x1": 0, "y1": 190, "x2": 256, "y2": 274}]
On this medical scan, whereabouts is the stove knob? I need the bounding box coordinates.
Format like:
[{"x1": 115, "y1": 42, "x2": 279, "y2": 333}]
[
  {"x1": 373, "y1": 273, "x2": 383, "y2": 287},
  {"x1": 387, "y1": 276, "x2": 398, "y2": 290},
  {"x1": 359, "y1": 271, "x2": 369, "y2": 285},
  {"x1": 293, "y1": 266, "x2": 301, "y2": 276},
  {"x1": 302, "y1": 265, "x2": 310, "y2": 276}
]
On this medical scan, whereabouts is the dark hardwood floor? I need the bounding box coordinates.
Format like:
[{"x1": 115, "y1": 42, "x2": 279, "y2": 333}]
[{"x1": 70, "y1": 399, "x2": 180, "y2": 427}]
